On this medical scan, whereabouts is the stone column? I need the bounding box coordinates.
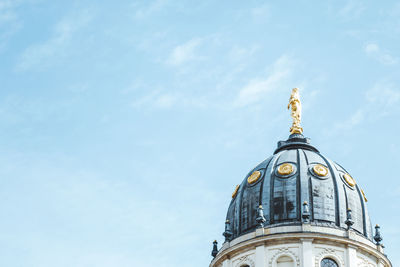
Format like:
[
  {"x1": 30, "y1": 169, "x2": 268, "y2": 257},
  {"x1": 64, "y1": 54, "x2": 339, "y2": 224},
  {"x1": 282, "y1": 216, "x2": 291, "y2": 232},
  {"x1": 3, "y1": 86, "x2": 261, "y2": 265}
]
[
  {"x1": 301, "y1": 238, "x2": 313, "y2": 267},
  {"x1": 377, "y1": 259, "x2": 386, "y2": 267},
  {"x1": 222, "y1": 258, "x2": 232, "y2": 267},
  {"x1": 255, "y1": 245, "x2": 266, "y2": 267}
]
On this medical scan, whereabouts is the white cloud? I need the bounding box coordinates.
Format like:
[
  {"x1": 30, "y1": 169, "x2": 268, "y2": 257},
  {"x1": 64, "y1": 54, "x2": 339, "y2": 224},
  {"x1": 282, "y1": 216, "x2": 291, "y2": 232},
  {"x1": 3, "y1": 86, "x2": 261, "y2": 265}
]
[
  {"x1": 131, "y1": 90, "x2": 206, "y2": 110},
  {"x1": 234, "y1": 55, "x2": 293, "y2": 107},
  {"x1": 364, "y1": 43, "x2": 397, "y2": 65},
  {"x1": 365, "y1": 82, "x2": 400, "y2": 113},
  {"x1": 365, "y1": 43, "x2": 379, "y2": 53},
  {"x1": 153, "y1": 93, "x2": 177, "y2": 108},
  {"x1": 0, "y1": 0, "x2": 17, "y2": 24},
  {"x1": 133, "y1": 0, "x2": 167, "y2": 20},
  {"x1": 251, "y1": 4, "x2": 269, "y2": 19},
  {"x1": 131, "y1": 90, "x2": 160, "y2": 109},
  {"x1": 333, "y1": 109, "x2": 364, "y2": 132},
  {"x1": 332, "y1": 82, "x2": 400, "y2": 133},
  {"x1": 167, "y1": 38, "x2": 202, "y2": 66},
  {"x1": 339, "y1": 0, "x2": 365, "y2": 19},
  {"x1": 228, "y1": 45, "x2": 259, "y2": 62},
  {"x1": 0, "y1": 0, "x2": 23, "y2": 49},
  {"x1": 16, "y1": 11, "x2": 93, "y2": 71},
  {"x1": 0, "y1": 148, "x2": 221, "y2": 267}
]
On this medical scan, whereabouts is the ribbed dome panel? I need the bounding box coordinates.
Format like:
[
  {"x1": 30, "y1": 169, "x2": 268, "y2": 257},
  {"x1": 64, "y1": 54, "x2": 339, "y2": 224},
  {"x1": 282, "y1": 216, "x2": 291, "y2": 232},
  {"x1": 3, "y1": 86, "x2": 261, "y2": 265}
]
[{"x1": 225, "y1": 134, "x2": 372, "y2": 241}]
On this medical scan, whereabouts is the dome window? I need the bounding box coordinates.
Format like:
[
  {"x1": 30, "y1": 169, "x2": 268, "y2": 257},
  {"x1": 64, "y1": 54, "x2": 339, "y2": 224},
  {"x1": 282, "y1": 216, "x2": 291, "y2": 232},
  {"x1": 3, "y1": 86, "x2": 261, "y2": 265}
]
[{"x1": 321, "y1": 258, "x2": 338, "y2": 267}]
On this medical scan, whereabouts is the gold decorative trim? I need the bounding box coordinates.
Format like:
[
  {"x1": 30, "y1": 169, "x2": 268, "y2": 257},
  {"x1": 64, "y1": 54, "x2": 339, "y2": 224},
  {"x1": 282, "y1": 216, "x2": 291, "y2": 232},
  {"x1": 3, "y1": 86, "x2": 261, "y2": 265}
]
[
  {"x1": 288, "y1": 88, "x2": 303, "y2": 134},
  {"x1": 361, "y1": 189, "x2": 368, "y2": 202},
  {"x1": 343, "y1": 173, "x2": 356, "y2": 187},
  {"x1": 277, "y1": 163, "x2": 294, "y2": 175},
  {"x1": 313, "y1": 164, "x2": 329, "y2": 177},
  {"x1": 232, "y1": 185, "x2": 240, "y2": 198},
  {"x1": 247, "y1": 171, "x2": 261, "y2": 184}
]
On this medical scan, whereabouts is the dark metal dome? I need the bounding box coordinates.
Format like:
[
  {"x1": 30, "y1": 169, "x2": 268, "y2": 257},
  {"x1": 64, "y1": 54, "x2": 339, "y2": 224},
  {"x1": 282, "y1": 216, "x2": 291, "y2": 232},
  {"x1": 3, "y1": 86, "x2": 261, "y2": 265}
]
[{"x1": 224, "y1": 133, "x2": 372, "y2": 241}]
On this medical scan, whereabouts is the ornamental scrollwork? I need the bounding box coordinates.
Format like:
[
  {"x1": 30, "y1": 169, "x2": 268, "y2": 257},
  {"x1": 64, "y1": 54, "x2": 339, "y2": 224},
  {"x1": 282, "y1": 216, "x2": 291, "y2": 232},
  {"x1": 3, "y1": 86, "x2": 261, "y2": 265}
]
[
  {"x1": 235, "y1": 254, "x2": 255, "y2": 267},
  {"x1": 357, "y1": 256, "x2": 375, "y2": 267},
  {"x1": 268, "y1": 247, "x2": 300, "y2": 267}
]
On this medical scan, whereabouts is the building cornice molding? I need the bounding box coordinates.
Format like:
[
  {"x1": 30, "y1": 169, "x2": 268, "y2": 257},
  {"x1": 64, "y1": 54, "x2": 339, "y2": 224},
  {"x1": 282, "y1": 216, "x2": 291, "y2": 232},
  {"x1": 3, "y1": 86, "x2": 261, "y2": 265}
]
[{"x1": 210, "y1": 226, "x2": 390, "y2": 267}]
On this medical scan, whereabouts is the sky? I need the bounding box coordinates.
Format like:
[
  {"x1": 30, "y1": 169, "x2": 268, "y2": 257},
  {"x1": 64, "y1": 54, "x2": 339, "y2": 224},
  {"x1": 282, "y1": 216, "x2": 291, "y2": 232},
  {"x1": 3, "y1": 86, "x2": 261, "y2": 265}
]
[{"x1": 0, "y1": 0, "x2": 400, "y2": 266}]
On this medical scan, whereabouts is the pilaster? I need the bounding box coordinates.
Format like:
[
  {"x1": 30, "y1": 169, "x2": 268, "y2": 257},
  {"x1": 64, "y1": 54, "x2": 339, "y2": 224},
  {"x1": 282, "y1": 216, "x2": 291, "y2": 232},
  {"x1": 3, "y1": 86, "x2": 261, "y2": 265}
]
[
  {"x1": 346, "y1": 245, "x2": 357, "y2": 267},
  {"x1": 255, "y1": 245, "x2": 266, "y2": 267},
  {"x1": 301, "y1": 238, "x2": 313, "y2": 267}
]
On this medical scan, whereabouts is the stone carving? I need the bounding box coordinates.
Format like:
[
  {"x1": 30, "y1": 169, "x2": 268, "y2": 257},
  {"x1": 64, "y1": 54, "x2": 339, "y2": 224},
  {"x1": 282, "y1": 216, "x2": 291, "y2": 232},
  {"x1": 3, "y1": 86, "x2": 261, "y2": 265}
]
[
  {"x1": 268, "y1": 247, "x2": 300, "y2": 267},
  {"x1": 357, "y1": 256, "x2": 376, "y2": 267},
  {"x1": 235, "y1": 254, "x2": 255, "y2": 267},
  {"x1": 315, "y1": 248, "x2": 345, "y2": 267}
]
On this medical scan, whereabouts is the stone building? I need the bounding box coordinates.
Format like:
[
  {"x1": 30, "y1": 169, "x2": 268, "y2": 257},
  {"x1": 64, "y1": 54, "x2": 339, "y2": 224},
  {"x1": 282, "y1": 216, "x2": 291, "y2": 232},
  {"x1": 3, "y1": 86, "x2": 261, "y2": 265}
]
[{"x1": 210, "y1": 89, "x2": 391, "y2": 267}]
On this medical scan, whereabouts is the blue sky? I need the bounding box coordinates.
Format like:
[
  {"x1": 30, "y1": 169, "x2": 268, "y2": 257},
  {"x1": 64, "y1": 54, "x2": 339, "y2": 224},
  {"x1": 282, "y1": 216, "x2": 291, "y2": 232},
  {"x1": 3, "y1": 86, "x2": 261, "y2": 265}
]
[{"x1": 0, "y1": 0, "x2": 400, "y2": 266}]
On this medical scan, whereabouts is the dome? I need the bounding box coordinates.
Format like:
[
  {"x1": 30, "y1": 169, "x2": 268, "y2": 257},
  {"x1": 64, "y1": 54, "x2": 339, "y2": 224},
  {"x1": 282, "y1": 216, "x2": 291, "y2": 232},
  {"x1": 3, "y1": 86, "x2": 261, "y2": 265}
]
[
  {"x1": 224, "y1": 133, "x2": 372, "y2": 241},
  {"x1": 211, "y1": 89, "x2": 391, "y2": 267}
]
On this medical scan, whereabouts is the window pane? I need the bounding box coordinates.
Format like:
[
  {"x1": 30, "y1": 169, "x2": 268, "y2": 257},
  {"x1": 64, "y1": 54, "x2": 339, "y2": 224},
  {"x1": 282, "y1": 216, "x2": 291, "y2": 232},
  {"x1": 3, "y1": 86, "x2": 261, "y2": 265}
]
[{"x1": 321, "y1": 258, "x2": 338, "y2": 267}]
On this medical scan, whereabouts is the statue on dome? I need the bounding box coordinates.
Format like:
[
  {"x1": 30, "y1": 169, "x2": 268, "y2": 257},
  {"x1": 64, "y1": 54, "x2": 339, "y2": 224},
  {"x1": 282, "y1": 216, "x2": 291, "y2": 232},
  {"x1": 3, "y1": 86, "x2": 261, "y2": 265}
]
[{"x1": 287, "y1": 88, "x2": 303, "y2": 134}]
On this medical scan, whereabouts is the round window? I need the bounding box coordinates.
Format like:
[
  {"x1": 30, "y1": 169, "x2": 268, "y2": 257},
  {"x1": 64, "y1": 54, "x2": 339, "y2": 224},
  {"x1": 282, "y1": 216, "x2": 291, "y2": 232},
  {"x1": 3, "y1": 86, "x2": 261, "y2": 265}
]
[{"x1": 321, "y1": 258, "x2": 338, "y2": 267}]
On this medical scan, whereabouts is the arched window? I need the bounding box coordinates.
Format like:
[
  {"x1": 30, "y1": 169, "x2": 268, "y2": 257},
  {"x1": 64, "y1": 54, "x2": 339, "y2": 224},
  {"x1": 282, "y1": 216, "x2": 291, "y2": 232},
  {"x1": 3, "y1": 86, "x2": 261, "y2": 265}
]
[
  {"x1": 277, "y1": 255, "x2": 294, "y2": 267},
  {"x1": 321, "y1": 258, "x2": 338, "y2": 267}
]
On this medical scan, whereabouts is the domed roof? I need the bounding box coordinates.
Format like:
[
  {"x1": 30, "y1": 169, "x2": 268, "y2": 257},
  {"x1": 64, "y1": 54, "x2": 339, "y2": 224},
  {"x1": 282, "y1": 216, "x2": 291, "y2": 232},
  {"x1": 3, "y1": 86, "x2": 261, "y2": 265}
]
[{"x1": 224, "y1": 133, "x2": 372, "y2": 241}]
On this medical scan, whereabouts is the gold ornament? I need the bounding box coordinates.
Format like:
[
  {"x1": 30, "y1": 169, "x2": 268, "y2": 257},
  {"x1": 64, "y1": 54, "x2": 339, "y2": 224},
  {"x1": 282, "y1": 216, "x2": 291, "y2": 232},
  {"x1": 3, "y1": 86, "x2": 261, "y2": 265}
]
[
  {"x1": 344, "y1": 173, "x2": 356, "y2": 187},
  {"x1": 287, "y1": 88, "x2": 303, "y2": 134},
  {"x1": 247, "y1": 171, "x2": 261, "y2": 184},
  {"x1": 277, "y1": 163, "x2": 294, "y2": 175},
  {"x1": 313, "y1": 164, "x2": 329, "y2": 177},
  {"x1": 232, "y1": 185, "x2": 240, "y2": 198},
  {"x1": 361, "y1": 189, "x2": 368, "y2": 202}
]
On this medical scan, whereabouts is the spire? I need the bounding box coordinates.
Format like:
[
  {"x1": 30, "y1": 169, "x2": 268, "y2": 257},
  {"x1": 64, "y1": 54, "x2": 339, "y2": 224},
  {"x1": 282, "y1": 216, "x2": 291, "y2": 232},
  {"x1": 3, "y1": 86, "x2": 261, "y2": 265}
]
[
  {"x1": 223, "y1": 220, "x2": 233, "y2": 242},
  {"x1": 256, "y1": 205, "x2": 266, "y2": 228},
  {"x1": 345, "y1": 208, "x2": 354, "y2": 229},
  {"x1": 211, "y1": 240, "x2": 218, "y2": 258},
  {"x1": 302, "y1": 201, "x2": 310, "y2": 222},
  {"x1": 287, "y1": 88, "x2": 303, "y2": 134},
  {"x1": 374, "y1": 224, "x2": 383, "y2": 245}
]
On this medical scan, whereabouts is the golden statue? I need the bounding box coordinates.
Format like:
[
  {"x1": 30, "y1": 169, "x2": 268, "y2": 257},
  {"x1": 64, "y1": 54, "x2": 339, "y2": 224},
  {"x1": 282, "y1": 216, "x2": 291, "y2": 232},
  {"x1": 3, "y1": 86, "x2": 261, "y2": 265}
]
[{"x1": 287, "y1": 88, "x2": 303, "y2": 134}]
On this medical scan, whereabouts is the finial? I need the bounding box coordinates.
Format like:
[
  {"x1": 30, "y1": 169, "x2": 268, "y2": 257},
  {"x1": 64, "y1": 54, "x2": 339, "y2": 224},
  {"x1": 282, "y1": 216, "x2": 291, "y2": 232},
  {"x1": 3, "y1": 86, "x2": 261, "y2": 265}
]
[
  {"x1": 287, "y1": 88, "x2": 303, "y2": 134},
  {"x1": 256, "y1": 204, "x2": 266, "y2": 228},
  {"x1": 374, "y1": 224, "x2": 383, "y2": 245},
  {"x1": 302, "y1": 201, "x2": 310, "y2": 222},
  {"x1": 211, "y1": 240, "x2": 218, "y2": 258},
  {"x1": 345, "y1": 208, "x2": 354, "y2": 229},
  {"x1": 223, "y1": 220, "x2": 233, "y2": 242}
]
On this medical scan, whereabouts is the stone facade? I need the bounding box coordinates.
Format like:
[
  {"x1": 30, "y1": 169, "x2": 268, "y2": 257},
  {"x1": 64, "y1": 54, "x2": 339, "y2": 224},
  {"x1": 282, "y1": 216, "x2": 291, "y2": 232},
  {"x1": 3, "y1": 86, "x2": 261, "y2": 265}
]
[{"x1": 210, "y1": 225, "x2": 391, "y2": 267}]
